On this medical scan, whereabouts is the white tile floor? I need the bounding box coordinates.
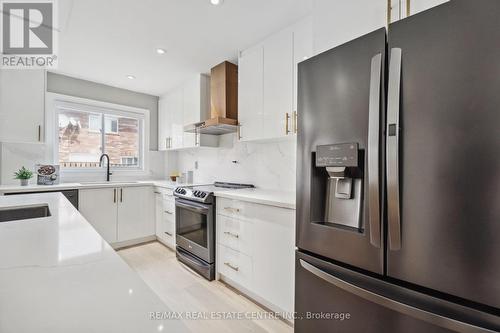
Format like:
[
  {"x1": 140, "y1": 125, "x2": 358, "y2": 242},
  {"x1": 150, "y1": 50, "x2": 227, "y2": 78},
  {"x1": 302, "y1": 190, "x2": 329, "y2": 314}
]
[{"x1": 118, "y1": 242, "x2": 293, "y2": 333}]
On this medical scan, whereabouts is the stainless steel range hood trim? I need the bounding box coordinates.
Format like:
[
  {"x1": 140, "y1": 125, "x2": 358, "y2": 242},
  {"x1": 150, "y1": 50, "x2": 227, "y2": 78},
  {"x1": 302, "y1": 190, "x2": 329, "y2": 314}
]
[{"x1": 184, "y1": 122, "x2": 239, "y2": 135}]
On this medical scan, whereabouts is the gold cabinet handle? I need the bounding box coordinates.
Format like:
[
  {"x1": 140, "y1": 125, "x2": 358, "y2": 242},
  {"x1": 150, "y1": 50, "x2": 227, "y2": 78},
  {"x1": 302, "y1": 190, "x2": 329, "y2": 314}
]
[
  {"x1": 224, "y1": 262, "x2": 239, "y2": 272},
  {"x1": 223, "y1": 207, "x2": 240, "y2": 213},
  {"x1": 223, "y1": 231, "x2": 239, "y2": 238},
  {"x1": 285, "y1": 112, "x2": 290, "y2": 135},
  {"x1": 293, "y1": 111, "x2": 298, "y2": 134}
]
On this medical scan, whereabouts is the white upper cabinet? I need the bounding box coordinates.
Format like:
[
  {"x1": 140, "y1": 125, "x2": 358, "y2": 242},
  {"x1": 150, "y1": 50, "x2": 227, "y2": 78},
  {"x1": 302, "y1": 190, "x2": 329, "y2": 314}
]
[
  {"x1": 0, "y1": 69, "x2": 45, "y2": 143},
  {"x1": 182, "y1": 74, "x2": 212, "y2": 148},
  {"x1": 158, "y1": 86, "x2": 183, "y2": 150},
  {"x1": 262, "y1": 28, "x2": 294, "y2": 139},
  {"x1": 238, "y1": 16, "x2": 312, "y2": 142},
  {"x1": 238, "y1": 45, "x2": 264, "y2": 142},
  {"x1": 409, "y1": 0, "x2": 449, "y2": 15},
  {"x1": 158, "y1": 97, "x2": 171, "y2": 150},
  {"x1": 293, "y1": 16, "x2": 313, "y2": 114},
  {"x1": 170, "y1": 88, "x2": 184, "y2": 150},
  {"x1": 158, "y1": 74, "x2": 215, "y2": 150},
  {"x1": 390, "y1": 0, "x2": 449, "y2": 22}
]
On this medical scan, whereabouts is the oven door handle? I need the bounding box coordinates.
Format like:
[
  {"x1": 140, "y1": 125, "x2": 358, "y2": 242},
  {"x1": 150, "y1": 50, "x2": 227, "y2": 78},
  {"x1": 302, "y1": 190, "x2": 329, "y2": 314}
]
[{"x1": 175, "y1": 200, "x2": 210, "y2": 214}]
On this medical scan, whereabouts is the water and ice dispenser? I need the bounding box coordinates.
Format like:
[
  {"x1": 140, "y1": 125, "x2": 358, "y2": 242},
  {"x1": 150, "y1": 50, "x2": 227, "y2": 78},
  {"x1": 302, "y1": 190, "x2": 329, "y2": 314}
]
[{"x1": 313, "y1": 143, "x2": 363, "y2": 230}]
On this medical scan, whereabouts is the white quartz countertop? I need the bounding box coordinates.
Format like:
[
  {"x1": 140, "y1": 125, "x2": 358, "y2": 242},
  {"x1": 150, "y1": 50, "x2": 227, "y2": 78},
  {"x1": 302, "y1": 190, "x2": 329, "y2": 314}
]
[
  {"x1": 214, "y1": 188, "x2": 296, "y2": 209},
  {"x1": 0, "y1": 193, "x2": 189, "y2": 333},
  {"x1": 0, "y1": 180, "x2": 199, "y2": 193}
]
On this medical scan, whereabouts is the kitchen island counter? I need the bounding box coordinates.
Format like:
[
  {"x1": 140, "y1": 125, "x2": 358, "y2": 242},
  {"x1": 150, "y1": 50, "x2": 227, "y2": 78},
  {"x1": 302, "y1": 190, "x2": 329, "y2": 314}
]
[{"x1": 0, "y1": 193, "x2": 189, "y2": 333}]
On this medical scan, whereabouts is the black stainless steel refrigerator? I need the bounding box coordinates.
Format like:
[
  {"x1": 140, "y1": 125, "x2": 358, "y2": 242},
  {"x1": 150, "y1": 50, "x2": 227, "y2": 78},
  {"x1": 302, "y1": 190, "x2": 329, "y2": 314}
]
[{"x1": 295, "y1": 1, "x2": 500, "y2": 332}]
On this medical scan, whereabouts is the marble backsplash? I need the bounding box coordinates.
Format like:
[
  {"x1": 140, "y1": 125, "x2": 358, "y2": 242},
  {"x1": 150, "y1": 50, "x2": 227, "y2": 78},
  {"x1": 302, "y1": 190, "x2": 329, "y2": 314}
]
[
  {"x1": 175, "y1": 134, "x2": 297, "y2": 192},
  {"x1": 0, "y1": 142, "x2": 166, "y2": 185}
]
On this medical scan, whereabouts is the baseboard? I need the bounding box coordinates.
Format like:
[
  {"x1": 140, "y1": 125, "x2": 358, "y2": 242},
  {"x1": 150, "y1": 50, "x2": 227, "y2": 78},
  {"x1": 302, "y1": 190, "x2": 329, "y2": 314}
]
[
  {"x1": 111, "y1": 235, "x2": 157, "y2": 250},
  {"x1": 218, "y1": 274, "x2": 294, "y2": 326}
]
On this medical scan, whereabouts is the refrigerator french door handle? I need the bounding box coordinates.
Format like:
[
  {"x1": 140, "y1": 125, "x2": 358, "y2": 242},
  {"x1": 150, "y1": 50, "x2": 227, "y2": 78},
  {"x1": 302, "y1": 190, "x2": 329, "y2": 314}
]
[
  {"x1": 386, "y1": 48, "x2": 402, "y2": 251},
  {"x1": 299, "y1": 259, "x2": 496, "y2": 333},
  {"x1": 368, "y1": 53, "x2": 382, "y2": 248}
]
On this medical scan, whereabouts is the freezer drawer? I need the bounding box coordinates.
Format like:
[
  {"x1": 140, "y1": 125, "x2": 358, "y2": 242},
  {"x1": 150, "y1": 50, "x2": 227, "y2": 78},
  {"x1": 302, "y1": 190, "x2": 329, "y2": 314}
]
[{"x1": 295, "y1": 251, "x2": 500, "y2": 333}]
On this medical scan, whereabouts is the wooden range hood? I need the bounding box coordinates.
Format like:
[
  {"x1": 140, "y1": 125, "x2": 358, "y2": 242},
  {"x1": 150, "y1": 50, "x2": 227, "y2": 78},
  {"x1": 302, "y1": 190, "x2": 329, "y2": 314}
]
[{"x1": 185, "y1": 61, "x2": 239, "y2": 135}]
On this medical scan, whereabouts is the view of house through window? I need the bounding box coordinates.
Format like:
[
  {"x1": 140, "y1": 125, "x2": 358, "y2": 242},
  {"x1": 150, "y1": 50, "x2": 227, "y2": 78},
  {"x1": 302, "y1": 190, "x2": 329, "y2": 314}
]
[{"x1": 57, "y1": 105, "x2": 142, "y2": 169}]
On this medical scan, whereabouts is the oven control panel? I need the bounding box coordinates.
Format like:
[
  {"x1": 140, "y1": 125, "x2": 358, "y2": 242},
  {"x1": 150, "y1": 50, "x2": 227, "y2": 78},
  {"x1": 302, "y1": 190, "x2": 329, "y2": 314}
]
[{"x1": 174, "y1": 187, "x2": 211, "y2": 203}]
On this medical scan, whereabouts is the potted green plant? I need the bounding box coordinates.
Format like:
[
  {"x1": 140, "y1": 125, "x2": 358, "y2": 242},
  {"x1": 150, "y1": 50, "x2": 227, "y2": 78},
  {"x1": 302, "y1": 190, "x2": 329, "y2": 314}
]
[{"x1": 14, "y1": 166, "x2": 33, "y2": 186}]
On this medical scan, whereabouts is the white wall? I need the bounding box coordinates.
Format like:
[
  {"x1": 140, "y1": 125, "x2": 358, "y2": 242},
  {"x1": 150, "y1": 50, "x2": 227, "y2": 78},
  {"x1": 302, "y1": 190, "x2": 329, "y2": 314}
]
[
  {"x1": 175, "y1": 135, "x2": 296, "y2": 191},
  {"x1": 47, "y1": 72, "x2": 160, "y2": 150},
  {"x1": 313, "y1": 0, "x2": 387, "y2": 55}
]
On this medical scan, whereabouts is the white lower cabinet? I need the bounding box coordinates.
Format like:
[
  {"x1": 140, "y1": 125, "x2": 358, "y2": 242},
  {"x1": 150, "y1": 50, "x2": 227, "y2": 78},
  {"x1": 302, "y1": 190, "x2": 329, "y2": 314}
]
[
  {"x1": 216, "y1": 197, "x2": 295, "y2": 314},
  {"x1": 79, "y1": 186, "x2": 154, "y2": 245},
  {"x1": 116, "y1": 186, "x2": 154, "y2": 242},
  {"x1": 218, "y1": 244, "x2": 253, "y2": 289},
  {"x1": 79, "y1": 187, "x2": 118, "y2": 243},
  {"x1": 154, "y1": 187, "x2": 176, "y2": 249}
]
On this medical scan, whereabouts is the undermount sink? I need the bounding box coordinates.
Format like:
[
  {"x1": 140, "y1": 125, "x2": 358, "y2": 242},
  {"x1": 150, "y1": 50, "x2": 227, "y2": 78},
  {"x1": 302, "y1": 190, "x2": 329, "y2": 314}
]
[
  {"x1": 0, "y1": 204, "x2": 51, "y2": 223},
  {"x1": 78, "y1": 181, "x2": 139, "y2": 185}
]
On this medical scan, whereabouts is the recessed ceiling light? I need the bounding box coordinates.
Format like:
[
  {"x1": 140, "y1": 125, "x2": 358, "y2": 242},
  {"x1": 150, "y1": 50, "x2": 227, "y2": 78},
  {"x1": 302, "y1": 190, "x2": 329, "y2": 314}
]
[
  {"x1": 156, "y1": 48, "x2": 166, "y2": 54},
  {"x1": 126, "y1": 75, "x2": 136, "y2": 80},
  {"x1": 210, "y1": 0, "x2": 223, "y2": 5}
]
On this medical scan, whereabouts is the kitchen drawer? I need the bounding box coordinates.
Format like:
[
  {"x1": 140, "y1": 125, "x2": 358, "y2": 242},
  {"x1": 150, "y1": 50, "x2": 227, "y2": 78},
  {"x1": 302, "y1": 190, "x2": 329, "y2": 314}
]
[
  {"x1": 163, "y1": 201, "x2": 175, "y2": 222},
  {"x1": 164, "y1": 217, "x2": 174, "y2": 234},
  {"x1": 163, "y1": 192, "x2": 175, "y2": 203},
  {"x1": 158, "y1": 215, "x2": 175, "y2": 248},
  {"x1": 158, "y1": 230, "x2": 175, "y2": 249},
  {"x1": 218, "y1": 244, "x2": 253, "y2": 289},
  {"x1": 217, "y1": 198, "x2": 248, "y2": 219},
  {"x1": 154, "y1": 187, "x2": 174, "y2": 200},
  {"x1": 217, "y1": 214, "x2": 253, "y2": 256}
]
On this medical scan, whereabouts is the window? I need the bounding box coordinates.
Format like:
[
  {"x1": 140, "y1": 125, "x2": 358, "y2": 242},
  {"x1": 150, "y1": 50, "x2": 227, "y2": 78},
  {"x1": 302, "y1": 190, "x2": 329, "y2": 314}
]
[
  {"x1": 56, "y1": 102, "x2": 143, "y2": 169},
  {"x1": 105, "y1": 116, "x2": 118, "y2": 134},
  {"x1": 88, "y1": 114, "x2": 101, "y2": 132},
  {"x1": 121, "y1": 157, "x2": 138, "y2": 165},
  {"x1": 89, "y1": 115, "x2": 119, "y2": 134}
]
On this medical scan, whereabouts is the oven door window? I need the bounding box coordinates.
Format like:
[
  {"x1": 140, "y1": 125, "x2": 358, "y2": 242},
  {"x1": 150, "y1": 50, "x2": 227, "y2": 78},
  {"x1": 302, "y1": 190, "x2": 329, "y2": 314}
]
[{"x1": 177, "y1": 206, "x2": 208, "y2": 248}]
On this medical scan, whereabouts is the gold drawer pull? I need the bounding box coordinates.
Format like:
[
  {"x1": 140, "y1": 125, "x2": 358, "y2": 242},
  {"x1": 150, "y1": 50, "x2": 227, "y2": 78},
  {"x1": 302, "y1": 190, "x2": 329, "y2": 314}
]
[
  {"x1": 293, "y1": 111, "x2": 298, "y2": 134},
  {"x1": 224, "y1": 262, "x2": 239, "y2": 272},
  {"x1": 223, "y1": 207, "x2": 240, "y2": 213},
  {"x1": 285, "y1": 112, "x2": 290, "y2": 135},
  {"x1": 223, "y1": 231, "x2": 239, "y2": 238}
]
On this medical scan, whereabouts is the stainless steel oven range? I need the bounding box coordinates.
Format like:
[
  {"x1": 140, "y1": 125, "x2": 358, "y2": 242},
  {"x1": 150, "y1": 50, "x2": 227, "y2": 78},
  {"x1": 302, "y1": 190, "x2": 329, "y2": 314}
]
[{"x1": 174, "y1": 182, "x2": 254, "y2": 280}]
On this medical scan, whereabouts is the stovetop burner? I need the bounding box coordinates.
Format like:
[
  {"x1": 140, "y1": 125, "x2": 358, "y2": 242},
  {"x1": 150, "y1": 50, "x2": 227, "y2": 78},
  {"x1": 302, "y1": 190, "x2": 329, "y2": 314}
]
[{"x1": 174, "y1": 182, "x2": 254, "y2": 203}]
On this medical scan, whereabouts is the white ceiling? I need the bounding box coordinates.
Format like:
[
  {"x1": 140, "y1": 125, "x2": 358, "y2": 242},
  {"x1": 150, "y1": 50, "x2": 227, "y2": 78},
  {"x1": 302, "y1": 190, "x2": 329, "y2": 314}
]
[{"x1": 55, "y1": 0, "x2": 313, "y2": 96}]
